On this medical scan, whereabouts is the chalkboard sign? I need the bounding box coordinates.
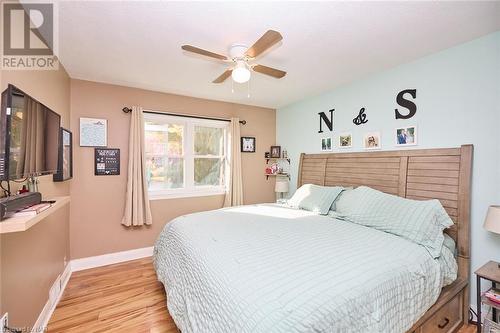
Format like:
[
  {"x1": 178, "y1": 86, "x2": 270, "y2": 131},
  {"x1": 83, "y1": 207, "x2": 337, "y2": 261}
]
[{"x1": 94, "y1": 148, "x2": 120, "y2": 176}]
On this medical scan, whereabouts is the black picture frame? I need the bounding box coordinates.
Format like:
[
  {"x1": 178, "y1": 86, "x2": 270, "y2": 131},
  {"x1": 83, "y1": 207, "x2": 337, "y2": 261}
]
[
  {"x1": 53, "y1": 127, "x2": 73, "y2": 182},
  {"x1": 270, "y1": 145, "x2": 281, "y2": 158},
  {"x1": 241, "y1": 137, "x2": 256, "y2": 153}
]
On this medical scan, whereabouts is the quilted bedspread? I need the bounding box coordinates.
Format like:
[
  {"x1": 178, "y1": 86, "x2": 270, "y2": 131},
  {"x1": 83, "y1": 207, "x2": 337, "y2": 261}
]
[{"x1": 153, "y1": 204, "x2": 448, "y2": 333}]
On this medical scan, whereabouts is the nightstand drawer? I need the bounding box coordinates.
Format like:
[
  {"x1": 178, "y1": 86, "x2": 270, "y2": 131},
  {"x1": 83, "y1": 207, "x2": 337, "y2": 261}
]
[{"x1": 421, "y1": 293, "x2": 462, "y2": 333}]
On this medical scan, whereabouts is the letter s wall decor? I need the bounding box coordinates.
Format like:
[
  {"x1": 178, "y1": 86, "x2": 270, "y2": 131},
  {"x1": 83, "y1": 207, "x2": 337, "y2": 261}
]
[{"x1": 395, "y1": 89, "x2": 417, "y2": 119}]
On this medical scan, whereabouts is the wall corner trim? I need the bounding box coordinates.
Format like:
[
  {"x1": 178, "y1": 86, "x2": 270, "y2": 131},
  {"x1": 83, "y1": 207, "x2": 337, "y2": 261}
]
[
  {"x1": 31, "y1": 246, "x2": 154, "y2": 332},
  {"x1": 70, "y1": 246, "x2": 154, "y2": 272},
  {"x1": 32, "y1": 263, "x2": 72, "y2": 333}
]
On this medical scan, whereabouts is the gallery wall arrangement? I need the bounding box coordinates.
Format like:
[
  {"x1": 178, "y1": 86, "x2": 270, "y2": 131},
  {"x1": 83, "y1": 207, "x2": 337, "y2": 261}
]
[{"x1": 317, "y1": 89, "x2": 418, "y2": 152}]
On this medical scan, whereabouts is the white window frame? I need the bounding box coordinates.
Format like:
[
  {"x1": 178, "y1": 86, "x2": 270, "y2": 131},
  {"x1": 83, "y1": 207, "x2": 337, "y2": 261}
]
[{"x1": 144, "y1": 113, "x2": 229, "y2": 200}]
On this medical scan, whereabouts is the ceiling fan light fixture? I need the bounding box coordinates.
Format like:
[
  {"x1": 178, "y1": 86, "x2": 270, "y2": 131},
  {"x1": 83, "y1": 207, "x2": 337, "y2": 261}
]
[{"x1": 232, "y1": 61, "x2": 251, "y2": 83}]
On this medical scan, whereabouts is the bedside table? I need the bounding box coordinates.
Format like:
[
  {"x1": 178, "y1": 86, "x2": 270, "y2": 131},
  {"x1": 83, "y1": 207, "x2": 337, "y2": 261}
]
[{"x1": 475, "y1": 260, "x2": 500, "y2": 333}]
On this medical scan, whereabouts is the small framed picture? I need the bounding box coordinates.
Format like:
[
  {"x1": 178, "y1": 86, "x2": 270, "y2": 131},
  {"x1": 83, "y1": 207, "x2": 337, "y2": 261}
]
[
  {"x1": 339, "y1": 133, "x2": 352, "y2": 148},
  {"x1": 270, "y1": 146, "x2": 281, "y2": 158},
  {"x1": 363, "y1": 132, "x2": 381, "y2": 150},
  {"x1": 321, "y1": 137, "x2": 332, "y2": 151},
  {"x1": 395, "y1": 125, "x2": 417, "y2": 146},
  {"x1": 241, "y1": 137, "x2": 256, "y2": 152}
]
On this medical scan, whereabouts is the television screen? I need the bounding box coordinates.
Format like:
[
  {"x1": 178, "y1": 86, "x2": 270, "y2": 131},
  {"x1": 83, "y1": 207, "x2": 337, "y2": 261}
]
[{"x1": 1, "y1": 85, "x2": 61, "y2": 180}]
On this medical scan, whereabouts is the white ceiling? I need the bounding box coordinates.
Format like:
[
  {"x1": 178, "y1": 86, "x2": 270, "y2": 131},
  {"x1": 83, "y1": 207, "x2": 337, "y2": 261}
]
[{"x1": 55, "y1": 1, "x2": 500, "y2": 109}]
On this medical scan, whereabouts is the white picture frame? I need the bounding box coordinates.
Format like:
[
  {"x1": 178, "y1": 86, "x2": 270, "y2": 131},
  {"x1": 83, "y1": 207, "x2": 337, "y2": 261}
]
[
  {"x1": 80, "y1": 118, "x2": 107, "y2": 147},
  {"x1": 339, "y1": 132, "x2": 353, "y2": 148},
  {"x1": 395, "y1": 125, "x2": 418, "y2": 146},
  {"x1": 321, "y1": 137, "x2": 332, "y2": 151},
  {"x1": 363, "y1": 132, "x2": 381, "y2": 150}
]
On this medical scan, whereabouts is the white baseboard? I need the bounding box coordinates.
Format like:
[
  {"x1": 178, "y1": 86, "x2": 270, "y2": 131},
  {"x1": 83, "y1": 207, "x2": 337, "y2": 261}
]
[
  {"x1": 70, "y1": 246, "x2": 154, "y2": 272},
  {"x1": 31, "y1": 262, "x2": 72, "y2": 333},
  {"x1": 30, "y1": 246, "x2": 154, "y2": 332}
]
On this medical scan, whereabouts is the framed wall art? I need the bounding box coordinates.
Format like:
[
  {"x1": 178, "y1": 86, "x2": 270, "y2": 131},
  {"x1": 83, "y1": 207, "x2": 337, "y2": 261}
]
[
  {"x1": 339, "y1": 133, "x2": 352, "y2": 148},
  {"x1": 363, "y1": 132, "x2": 381, "y2": 150},
  {"x1": 80, "y1": 117, "x2": 107, "y2": 147},
  {"x1": 241, "y1": 137, "x2": 256, "y2": 152},
  {"x1": 395, "y1": 125, "x2": 417, "y2": 146},
  {"x1": 53, "y1": 128, "x2": 73, "y2": 182}
]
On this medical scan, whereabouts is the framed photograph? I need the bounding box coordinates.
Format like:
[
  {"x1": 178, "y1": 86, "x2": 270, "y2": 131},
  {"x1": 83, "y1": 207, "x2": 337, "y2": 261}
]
[
  {"x1": 395, "y1": 125, "x2": 417, "y2": 146},
  {"x1": 321, "y1": 137, "x2": 332, "y2": 151},
  {"x1": 241, "y1": 137, "x2": 256, "y2": 153},
  {"x1": 363, "y1": 132, "x2": 381, "y2": 150},
  {"x1": 270, "y1": 146, "x2": 281, "y2": 158},
  {"x1": 80, "y1": 117, "x2": 107, "y2": 147},
  {"x1": 339, "y1": 133, "x2": 352, "y2": 148},
  {"x1": 53, "y1": 128, "x2": 73, "y2": 182}
]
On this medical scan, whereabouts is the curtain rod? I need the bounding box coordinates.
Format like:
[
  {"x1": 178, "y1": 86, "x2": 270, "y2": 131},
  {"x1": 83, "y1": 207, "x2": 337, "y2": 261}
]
[{"x1": 122, "y1": 107, "x2": 246, "y2": 125}]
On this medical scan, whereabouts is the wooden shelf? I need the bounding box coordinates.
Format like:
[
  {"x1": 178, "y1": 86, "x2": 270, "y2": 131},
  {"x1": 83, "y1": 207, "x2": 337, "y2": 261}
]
[
  {"x1": 0, "y1": 196, "x2": 70, "y2": 234},
  {"x1": 265, "y1": 173, "x2": 290, "y2": 180},
  {"x1": 266, "y1": 158, "x2": 290, "y2": 164}
]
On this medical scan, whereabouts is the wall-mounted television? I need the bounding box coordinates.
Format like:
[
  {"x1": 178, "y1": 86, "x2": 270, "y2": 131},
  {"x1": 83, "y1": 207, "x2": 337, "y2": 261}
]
[{"x1": 0, "y1": 84, "x2": 61, "y2": 180}]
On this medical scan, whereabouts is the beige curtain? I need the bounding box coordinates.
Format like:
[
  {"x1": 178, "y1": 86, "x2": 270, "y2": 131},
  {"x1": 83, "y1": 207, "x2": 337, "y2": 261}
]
[
  {"x1": 122, "y1": 106, "x2": 153, "y2": 226},
  {"x1": 223, "y1": 118, "x2": 243, "y2": 207}
]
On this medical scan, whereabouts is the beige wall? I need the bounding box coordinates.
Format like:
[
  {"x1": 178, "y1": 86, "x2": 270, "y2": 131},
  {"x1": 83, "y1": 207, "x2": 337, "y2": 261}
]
[
  {"x1": 70, "y1": 79, "x2": 276, "y2": 259},
  {"x1": 0, "y1": 66, "x2": 71, "y2": 328}
]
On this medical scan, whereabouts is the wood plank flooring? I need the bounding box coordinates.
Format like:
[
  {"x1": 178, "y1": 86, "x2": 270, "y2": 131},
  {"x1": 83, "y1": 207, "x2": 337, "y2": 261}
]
[
  {"x1": 47, "y1": 258, "x2": 178, "y2": 333},
  {"x1": 47, "y1": 257, "x2": 478, "y2": 333}
]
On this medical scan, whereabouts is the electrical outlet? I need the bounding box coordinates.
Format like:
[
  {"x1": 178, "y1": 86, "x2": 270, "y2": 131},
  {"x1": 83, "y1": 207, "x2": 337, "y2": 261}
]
[
  {"x1": 1, "y1": 312, "x2": 8, "y2": 333},
  {"x1": 63, "y1": 255, "x2": 67, "y2": 267}
]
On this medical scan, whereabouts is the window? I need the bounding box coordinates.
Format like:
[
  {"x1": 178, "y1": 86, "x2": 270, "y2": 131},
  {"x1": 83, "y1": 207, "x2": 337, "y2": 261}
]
[{"x1": 144, "y1": 113, "x2": 228, "y2": 199}]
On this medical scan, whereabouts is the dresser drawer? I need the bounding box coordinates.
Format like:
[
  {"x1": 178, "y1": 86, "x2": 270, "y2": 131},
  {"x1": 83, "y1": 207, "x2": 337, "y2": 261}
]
[{"x1": 421, "y1": 293, "x2": 463, "y2": 333}]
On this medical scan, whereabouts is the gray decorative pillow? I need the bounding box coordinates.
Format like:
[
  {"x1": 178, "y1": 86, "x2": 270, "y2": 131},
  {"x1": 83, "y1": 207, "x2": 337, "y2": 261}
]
[{"x1": 335, "y1": 186, "x2": 453, "y2": 258}]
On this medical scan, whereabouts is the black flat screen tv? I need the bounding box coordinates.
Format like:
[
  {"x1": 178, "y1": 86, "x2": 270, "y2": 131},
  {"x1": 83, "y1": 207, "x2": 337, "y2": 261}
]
[{"x1": 0, "y1": 84, "x2": 61, "y2": 180}]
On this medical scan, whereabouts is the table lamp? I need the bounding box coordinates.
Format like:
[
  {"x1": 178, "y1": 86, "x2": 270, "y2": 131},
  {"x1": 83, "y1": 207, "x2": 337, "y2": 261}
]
[
  {"x1": 484, "y1": 205, "x2": 500, "y2": 268},
  {"x1": 275, "y1": 179, "x2": 289, "y2": 203}
]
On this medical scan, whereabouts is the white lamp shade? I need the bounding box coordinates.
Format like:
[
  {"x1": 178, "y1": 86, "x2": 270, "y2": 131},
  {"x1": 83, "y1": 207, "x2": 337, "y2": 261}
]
[
  {"x1": 484, "y1": 205, "x2": 500, "y2": 234},
  {"x1": 275, "y1": 180, "x2": 289, "y2": 193}
]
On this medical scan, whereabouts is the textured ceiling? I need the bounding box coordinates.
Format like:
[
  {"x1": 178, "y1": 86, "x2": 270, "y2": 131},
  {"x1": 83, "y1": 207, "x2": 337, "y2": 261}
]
[{"x1": 54, "y1": 1, "x2": 500, "y2": 109}]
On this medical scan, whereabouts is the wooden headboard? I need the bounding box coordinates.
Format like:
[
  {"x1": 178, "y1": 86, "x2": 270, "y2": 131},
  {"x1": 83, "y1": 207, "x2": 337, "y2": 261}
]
[{"x1": 297, "y1": 145, "x2": 473, "y2": 282}]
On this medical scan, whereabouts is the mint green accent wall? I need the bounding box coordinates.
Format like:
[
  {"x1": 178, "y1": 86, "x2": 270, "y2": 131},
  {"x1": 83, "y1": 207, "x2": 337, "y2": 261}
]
[{"x1": 277, "y1": 31, "x2": 500, "y2": 305}]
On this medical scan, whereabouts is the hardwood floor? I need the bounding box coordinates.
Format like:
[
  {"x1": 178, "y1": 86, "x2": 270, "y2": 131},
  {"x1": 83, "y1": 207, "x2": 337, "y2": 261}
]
[
  {"x1": 48, "y1": 257, "x2": 478, "y2": 333},
  {"x1": 47, "y1": 258, "x2": 178, "y2": 333}
]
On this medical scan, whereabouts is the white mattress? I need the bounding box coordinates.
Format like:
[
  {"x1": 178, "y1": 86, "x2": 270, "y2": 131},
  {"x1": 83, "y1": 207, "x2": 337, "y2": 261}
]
[{"x1": 153, "y1": 204, "x2": 447, "y2": 333}]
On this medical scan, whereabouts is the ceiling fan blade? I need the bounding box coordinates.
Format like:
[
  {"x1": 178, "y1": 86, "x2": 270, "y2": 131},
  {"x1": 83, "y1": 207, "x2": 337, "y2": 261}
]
[
  {"x1": 252, "y1": 65, "x2": 286, "y2": 79},
  {"x1": 245, "y1": 30, "x2": 283, "y2": 58},
  {"x1": 181, "y1": 45, "x2": 228, "y2": 61},
  {"x1": 213, "y1": 69, "x2": 233, "y2": 83}
]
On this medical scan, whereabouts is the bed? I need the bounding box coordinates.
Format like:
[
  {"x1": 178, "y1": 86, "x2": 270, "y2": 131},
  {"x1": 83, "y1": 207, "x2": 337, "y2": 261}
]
[{"x1": 154, "y1": 145, "x2": 473, "y2": 333}]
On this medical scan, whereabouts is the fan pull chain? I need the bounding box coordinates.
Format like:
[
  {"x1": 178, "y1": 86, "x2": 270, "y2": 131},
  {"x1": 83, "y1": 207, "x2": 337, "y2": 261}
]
[
  {"x1": 247, "y1": 79, "x2": 250, "y2": 98},
  {"x1": 231, "y1": 79, "x2": 234, "y2": 94}
]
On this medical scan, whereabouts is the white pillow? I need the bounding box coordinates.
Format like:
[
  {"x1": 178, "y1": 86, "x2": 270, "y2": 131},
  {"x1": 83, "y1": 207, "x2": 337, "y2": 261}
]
[{"x1": 288, "y1": 184, "x2": 344, "y2": 215}]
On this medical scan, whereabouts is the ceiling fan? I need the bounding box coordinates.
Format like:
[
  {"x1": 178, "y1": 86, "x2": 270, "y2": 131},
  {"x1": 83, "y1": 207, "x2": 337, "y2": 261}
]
[{"x1": 181, "y1": 30, "x2": 286, "y2": 84}]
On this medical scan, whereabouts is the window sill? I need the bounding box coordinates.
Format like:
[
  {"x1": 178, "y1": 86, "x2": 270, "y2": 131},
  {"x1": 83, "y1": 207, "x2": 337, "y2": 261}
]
[{"x1": 148, "y1": 189, "x2": 226, "y2": 201}]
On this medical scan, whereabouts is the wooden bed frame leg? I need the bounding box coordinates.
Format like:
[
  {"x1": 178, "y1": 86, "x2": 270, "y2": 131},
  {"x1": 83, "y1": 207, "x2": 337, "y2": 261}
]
[{"x1": 463, "y1": 285, "x2": 469, "y2": 326}]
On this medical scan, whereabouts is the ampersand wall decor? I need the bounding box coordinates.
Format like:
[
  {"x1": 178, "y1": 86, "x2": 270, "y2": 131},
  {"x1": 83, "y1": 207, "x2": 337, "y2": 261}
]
[{"x1": 353, "y1": 108, "x2": 368, "y2": 125}]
